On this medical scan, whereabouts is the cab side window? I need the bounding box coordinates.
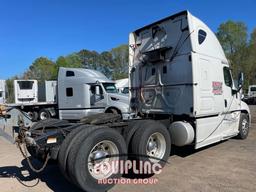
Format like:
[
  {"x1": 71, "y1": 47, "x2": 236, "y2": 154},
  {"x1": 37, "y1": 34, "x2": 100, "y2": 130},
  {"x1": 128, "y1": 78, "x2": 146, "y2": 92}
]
[
  {"x1": 66, "y1": 87, "x2": 73, "y2": 97},
  {"x1": 223, "y1": 67, "x2": 232, "y2": 87},
  {"x1": 90, "y1": 85, "x2": 104, "y2": 105},
  {"x1": 66, "y1": 71, "x2": 75, "y2": 77}
]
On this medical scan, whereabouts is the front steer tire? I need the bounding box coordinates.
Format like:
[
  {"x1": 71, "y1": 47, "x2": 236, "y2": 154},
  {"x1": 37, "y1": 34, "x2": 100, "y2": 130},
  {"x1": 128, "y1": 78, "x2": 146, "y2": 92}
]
[{"x1": 237, "y1": 113, "x2": 249, "y2": 140}]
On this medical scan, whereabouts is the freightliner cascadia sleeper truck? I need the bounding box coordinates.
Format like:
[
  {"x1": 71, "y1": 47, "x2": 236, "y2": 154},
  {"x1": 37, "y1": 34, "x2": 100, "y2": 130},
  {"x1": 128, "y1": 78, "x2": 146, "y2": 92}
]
[{"x1": 9, "y1": 11, "x2": 250, "y2": 192}]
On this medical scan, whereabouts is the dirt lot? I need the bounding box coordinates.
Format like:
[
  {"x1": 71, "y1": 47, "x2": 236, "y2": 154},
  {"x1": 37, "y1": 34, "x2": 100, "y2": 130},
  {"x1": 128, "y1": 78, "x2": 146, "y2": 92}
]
[{"x1": 0, "y1": 106, "x2": 255, "y2": 192}]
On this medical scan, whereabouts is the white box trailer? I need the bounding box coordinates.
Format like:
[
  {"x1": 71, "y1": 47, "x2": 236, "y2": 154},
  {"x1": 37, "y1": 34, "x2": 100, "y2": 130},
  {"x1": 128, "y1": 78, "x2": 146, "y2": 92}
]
[
  {"x1": 14, "y1": 80, "x2": 38, "y2": 104},
  {"x1": 15, "y1": 11, "x2": 251, "y2": 192},
  {"x1": 11, "y1": 79, "x2": 55, "y2": 121},
  {"x1": 0, "y1": 80, "x2": 6, "y2": 104},
  {"x1": 45, "y1": 80, "x2": 57, "y2": 102},
  {"x1": 8, "y1": 68, "x2": 131, "y2": 121}
]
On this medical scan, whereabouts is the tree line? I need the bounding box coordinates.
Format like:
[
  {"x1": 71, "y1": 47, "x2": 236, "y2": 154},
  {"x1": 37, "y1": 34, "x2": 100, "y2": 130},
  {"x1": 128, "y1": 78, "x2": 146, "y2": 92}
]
[
  {"x1": 5, "y1": 21, "x2": 256, "y2": 102},
  {"x1": 217, "y1": 21, "x2": 256, "y2": 88}
]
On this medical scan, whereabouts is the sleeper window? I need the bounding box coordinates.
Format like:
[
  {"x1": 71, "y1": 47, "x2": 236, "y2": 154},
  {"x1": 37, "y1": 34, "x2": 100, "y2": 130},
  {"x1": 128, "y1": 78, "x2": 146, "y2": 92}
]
[
  {"x1": 198, "y1": 29, "x2": 207, "y2": 44},
  {"x1": 66, "y1": 87, "x2": 73, "y2": 97},
  {"x1": 66, "y1": 71, "x2": 75, "y2": 77}
]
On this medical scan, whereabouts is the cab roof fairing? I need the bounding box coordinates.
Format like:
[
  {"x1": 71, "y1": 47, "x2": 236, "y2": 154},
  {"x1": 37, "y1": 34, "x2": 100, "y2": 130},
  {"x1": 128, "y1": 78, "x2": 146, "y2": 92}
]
[
  {"x1": 187, "y1": 11, "x2": 228, "y2": 64},
  {"x1": 133, "y1": 10, "x2": 189, "y2": 35},
  {"x1": 58, "y1": 67, "x2": 114, "y2": 84},
  {"x1": 129, "y1": 10, "x2": 229, "y2": 69},
  {"x1": 128, "y1": 10, "x2": 189, "y2": 74}
]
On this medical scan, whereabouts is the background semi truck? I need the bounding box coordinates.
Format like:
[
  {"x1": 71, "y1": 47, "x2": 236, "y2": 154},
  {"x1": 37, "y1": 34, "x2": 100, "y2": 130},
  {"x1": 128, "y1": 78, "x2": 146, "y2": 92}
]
[
  {"x1": 8, "y1": 10, "x2": 250, "y2": 192},
  {"x1": 245, "y1": 85, "x2": 256, "y2": 104},
  {"x1": 7, "y1": 67, "x2": 130, "y2": 121}
]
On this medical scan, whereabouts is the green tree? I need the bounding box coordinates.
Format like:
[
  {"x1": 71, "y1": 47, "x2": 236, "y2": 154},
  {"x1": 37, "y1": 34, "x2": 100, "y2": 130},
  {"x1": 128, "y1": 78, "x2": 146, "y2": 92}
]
[
  {"x1": 55, "y1": 45, "x2": 129, "y2": 79},
  {"x1": 56, "y1": 56, "x2": 69, "y2": 68},
  {"x1": 5, "y1": 77, "x2": 18, "y2": 103},
  {"x1": 249, "y1": 28, "x2": 256, "y2": 45},
  {"x1": 99, "y1": 51, "x2": 114, "y2": 78},
  {"x1": 217, "y1": 21, "x2": 247, "y2": 55},
  {"x1": 216, "y1": 21, "x2": 248, "y2": 83},
  {"x1": 245, "y1": 28, "x2": 256, "y2": 86},
  {"x1": 78, "y1": 49, "x2": 100, "y2": 69},
  {"x1": 23, "y1": 57, "x2": 57, "y2": 82},
  {"x1": 56, "y1": 54, "x2": 83, "y2": 69},
  {"x1": 110, "y1": 44, "x2": 129, "y2": 79}
]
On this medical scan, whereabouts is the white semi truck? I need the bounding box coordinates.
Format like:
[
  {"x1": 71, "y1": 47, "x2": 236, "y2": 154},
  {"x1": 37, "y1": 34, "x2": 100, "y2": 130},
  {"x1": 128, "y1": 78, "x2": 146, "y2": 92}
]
[
  {"x1": 0, "y1": 80, "x2": 6, "y2": 104},
  {"x1": 246, "y1": 85, "x2": 256, "y2": 104},
  {"x1": 8, "y1": 67, "x2": 131, "y2": 121},
  {"x1": 12, "y1": 11, "x2": 250, "y2": 192}
]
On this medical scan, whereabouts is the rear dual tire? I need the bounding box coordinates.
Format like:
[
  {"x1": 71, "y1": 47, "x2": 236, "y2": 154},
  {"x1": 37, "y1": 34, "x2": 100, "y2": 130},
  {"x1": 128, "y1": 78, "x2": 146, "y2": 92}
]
[
  {"x1": 27, "y1": 109, "x2": 51, "y2": 121},
  {"x1": 27, "y1": 111, "x2": 38, "y2": 122},
  {"x1": 130, "y1": 120, "x2": 171, "y2": 172},
  {"x1": 58, "y1": 124, "x2": 93, "y2": 180},
  {"x1": 58, "y1": 126, "x2": 127, "y2": 192},
  {"x1": 39, "y1": 109, "x2": 51, "y2": 120}
]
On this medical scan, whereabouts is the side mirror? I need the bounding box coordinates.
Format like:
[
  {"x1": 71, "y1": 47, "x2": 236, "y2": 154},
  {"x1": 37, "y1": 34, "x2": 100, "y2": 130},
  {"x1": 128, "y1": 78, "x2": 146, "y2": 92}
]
[{"x1": 237, "y1": 72, "x2": 244, "y2": 91}]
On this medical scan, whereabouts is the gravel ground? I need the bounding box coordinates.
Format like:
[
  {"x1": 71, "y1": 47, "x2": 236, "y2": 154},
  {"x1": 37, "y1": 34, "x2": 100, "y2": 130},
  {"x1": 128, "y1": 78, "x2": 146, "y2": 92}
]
[{"x1": 0, "y1": 106, "x2": 255, "y2": 192}]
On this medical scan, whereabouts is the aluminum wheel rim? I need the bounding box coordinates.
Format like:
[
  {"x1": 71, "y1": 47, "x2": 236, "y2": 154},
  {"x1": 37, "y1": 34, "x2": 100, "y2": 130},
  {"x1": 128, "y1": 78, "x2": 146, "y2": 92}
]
[
  {"x1": 27, "y1": 112, "x2": 33, "y2": 119},
  {"x1": 241, "y1": 118, "x2": 249, "y2": 135},
  {"x1": 88, "y1": 140, "x2": 119, "y2": 180},
  {"x1": 146, "y1": 132, "x2": 166, "y2": 163},
  {"x1": 40, "y1": 112, "x2": 48, "y2": 120}
]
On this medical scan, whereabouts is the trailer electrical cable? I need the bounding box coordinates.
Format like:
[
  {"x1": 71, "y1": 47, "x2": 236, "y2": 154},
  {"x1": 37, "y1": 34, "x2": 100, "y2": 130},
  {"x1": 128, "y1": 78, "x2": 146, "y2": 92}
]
[
  {"x1": 15, "y1": 123, "x2": 51, "y2": 173},
  {"x1": 0, "y1": 171, "x2": 40, "y2": 188},
  {"x1": 13, "y1": 174, "x2": 40, "y2": 188}
]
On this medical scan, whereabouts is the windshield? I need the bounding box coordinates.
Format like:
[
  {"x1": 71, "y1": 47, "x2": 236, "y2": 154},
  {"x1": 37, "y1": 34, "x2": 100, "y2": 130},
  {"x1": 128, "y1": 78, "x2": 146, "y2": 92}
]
[{"x1": 102, "y1": 83, "x2": 118, "y2": 93}]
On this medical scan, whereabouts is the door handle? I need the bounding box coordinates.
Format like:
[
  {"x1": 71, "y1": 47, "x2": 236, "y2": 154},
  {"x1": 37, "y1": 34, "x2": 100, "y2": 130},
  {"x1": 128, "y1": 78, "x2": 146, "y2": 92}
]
[{"x1": 224, "y1": 99, "x2": 227, "y2": 108}]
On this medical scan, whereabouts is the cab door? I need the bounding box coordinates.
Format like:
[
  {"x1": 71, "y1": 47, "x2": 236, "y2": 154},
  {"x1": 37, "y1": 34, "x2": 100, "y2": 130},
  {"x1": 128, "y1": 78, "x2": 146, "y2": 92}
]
[
  {"x1": 222, "y1": 66, "x2": 240, "y2": 136},
  {"x1": 222, "y1": 66, "x2": 233, "y2": 112},
  {"x1": 90, "y1": 84, "x2": 106, "y2": 109}
]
